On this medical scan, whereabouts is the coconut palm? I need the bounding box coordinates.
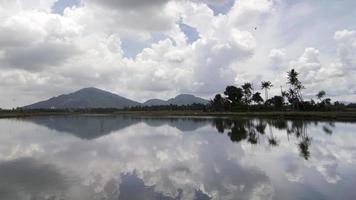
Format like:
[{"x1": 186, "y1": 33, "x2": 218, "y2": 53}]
[
  {"x1": 287, "y1": 69, "x2": 304, "y2": 101},
  {"x1": 242, "y1": 82, "x2": 254, "y2": 104},
  {"x1": 316, "y1": 90, "x2": 326, "y2": 102},
  {"x1": 267, "y1": 123, "x2": 279, "y2": 147},
  {"x1": 261, "y1": 81, "x2": 273, "y2": 101},
  {"x1": 252, "y1": 92, "x2": 264, "y2": 104}
]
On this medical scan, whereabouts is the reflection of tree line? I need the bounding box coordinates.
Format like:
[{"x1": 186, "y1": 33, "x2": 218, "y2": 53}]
[{"x1": 212, "y1": 118, "x2": 335, "y2": 160}]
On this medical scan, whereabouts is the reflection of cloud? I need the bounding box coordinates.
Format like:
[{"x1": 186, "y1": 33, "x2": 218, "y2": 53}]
[
  {"x1": 307, "y1": 140, "x2": 342, "y2": 184},
  {"x1": 0, "y1": 117, "x2": 356, "y2": 199},
  {"x1": 0, "y1": 117, "x2": 276, "y2": 199},
  {"x1": 118, "y1": 172, "x2": 181, "y2": 200},
  {"x1": 284, "y1": 161, "x2": 303, "y2": 182},
  {"x1": 0, "y1": 158, "x2": 71, "y2": 200}
]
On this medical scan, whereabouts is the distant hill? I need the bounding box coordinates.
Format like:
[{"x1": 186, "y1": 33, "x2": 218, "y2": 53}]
[
  {"x1": 23, "y1": 87, "x2": 141, "y2": 109},
  {"x1": 143, "y1": 99, "x2": 169, "y2": 106},
  {"x1": 24, "y1": 88, "x2": 209, "y2": 109},
  {"x1": 143, "y1": 94, "x2": 209, "y2": 106}
]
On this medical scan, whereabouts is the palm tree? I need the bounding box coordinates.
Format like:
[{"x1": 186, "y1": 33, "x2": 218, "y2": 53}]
[
  {"x1": 287, "y1": 69, "x2": 299, "y2": 86},
  {"x1": 242, "y1": 82, "x2": 253, "y2": 105},
  {"x1": 261, "y1": 81, "x2": 273, "y2": 101},
  {"x1": 316, "y1": 90, "x2": 326, "y2": 102},
  {"x1": 252, "y1": 92, "x2": 264, "y2": 104},
  {"x1": 287, "y1": 69, "x2": 304, "y2": 100}
]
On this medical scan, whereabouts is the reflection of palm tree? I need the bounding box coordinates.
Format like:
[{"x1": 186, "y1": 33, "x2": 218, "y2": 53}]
[
  {"x1": 211, "y1": 118, "x2": 334, "y2": 160},
  {"x1": 270, "y1": 119, "x2": 288, "y2": 130},
  {"x1": 248, "y1": 130, "x2": 259, "y2": 145},
  {"x1": 322, "y1": 126, "x2": 333, "y2": 135},
  {"x1": 255, "y1": 120, "x2": 266, "y2": 134},
  {"x1": 267, "y1": 124, "x2": 279, "y2": 147},
  {"x1": 268, "y1": 137, "x2": 278, "y2": 146},
  {"x1": 287, "y1": 120, "x2": 313, "y2": 160},
  {"x1": 298, "y1": 136, "x2": 312, "y2": 160},
  {"x1": 322, "y1": 122, "x2": 334, "y2": 135}
]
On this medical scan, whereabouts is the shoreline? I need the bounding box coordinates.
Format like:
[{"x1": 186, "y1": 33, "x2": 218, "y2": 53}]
[{"x1": 1, "y1": 110, "x2": 356, "y2": 121}]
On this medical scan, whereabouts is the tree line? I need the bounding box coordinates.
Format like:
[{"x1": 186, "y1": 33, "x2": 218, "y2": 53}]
[{"x1": 208, "y1": 69, "x2": 346, "y2": 112}]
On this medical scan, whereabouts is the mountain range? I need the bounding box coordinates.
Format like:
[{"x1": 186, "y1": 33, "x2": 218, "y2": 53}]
[{"x1": 23, "y1": 87, "x2": 209, "y2": 109}]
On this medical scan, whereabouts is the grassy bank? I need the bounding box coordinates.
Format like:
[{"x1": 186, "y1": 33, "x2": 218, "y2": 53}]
[{"x1": 2, "y1": 110, "x2": 356, "y2": 121}]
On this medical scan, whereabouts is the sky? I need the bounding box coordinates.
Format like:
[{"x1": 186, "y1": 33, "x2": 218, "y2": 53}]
[{"x1": 0, "y1": 0, "x2": 355, "y2": 108}]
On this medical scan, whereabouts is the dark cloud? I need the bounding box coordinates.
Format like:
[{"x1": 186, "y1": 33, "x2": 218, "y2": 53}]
[{"x1": 0, "y1": 42, "x2": 80, "y2": 71}]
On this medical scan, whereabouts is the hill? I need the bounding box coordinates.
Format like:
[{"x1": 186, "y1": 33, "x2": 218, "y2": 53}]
[
  {"x1": 143, "y1": 94, "x2": 209, "y2": 106},
  {"x1": 24, "y1": 88, "x2": 209, "y2": 109},
  {"x1": 24, "y1": 87, "x2": 141, "y2": 109}
]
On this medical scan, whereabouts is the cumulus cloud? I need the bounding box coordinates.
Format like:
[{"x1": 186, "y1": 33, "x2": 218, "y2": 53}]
[
  {"x1": 334, "y1": 29, "x2": 356, "y2": 70},
  {"x1": 228, "y1": 0, "x2": 273, "y2": 27},
  {"x1": 0, "y1": 10, "x2": 81, "y2": 71},
  {"x1": 269, "y1": 48, "x2": 286, "y2": 69},
  {"x1": 0, "y1": 0, "x2": 355, "y2": 107}
]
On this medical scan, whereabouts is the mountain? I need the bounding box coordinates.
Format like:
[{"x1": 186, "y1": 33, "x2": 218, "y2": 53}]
[
  {"x1": 24, "y1": 87, "x2": 141, "y2": 109},
  {"x1": 143, "y1": 94, "x2": 209, "y2": 106},
  {"x1": 24, "y1": 88, "x2": 209, "y2": 109},
  {"x1": 143, "y1": 99, "x2": 168, "y2": 106}
]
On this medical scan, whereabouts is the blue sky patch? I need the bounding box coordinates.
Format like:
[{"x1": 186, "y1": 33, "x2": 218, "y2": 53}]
[
  {"x1": 208, "y1": 0, "x2": 235, "y2": 15},
  {"x1": 179, "y1": 23, "x2": 200, "y2": 44},
  {"x1": 121, "y1": 33, "x2": 167, "y2": 58},
  {"x1": 52, "y1": 0, "x2": 80, "y2": 14}
]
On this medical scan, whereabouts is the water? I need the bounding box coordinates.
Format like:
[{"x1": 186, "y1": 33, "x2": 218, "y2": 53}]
[{"x1": 0, "y1": 116, "x2": 355, "y2": 200}]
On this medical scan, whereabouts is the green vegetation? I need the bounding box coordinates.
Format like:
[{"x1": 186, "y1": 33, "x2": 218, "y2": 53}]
[{"x1": 208, "y1": 68, "x2": 348, "y2": 112}]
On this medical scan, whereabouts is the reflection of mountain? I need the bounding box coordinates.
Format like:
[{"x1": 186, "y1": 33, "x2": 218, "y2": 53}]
[
  {"x1": 26, "y1": 116, "x2": 139, "y2": 139},
  {"x1": 138, "y1": 117, "x2": 211, "y2": 132},
  {"x1": 25, "y1": 116, "x2": 211, "y2": 139}
]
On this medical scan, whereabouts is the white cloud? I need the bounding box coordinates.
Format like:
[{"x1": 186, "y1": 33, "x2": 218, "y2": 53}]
[
  {"x1": 269, "y1": 48, "x2": 286, "y2": 68},
  {"x1": 0, "y1": 0, "x2": 356, "y2": 108},
  {"x1": 334, "y1": 29, "x2": 356, "y2": 70}
]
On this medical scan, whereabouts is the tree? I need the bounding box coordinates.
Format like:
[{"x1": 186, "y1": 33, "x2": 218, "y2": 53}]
[
  {"x1": 261, "y1": 81, "x2": 273, "y2": 101},
  {"x1": 252, "y1": 92, "x2": 264, "y2": 104},
  {"x1": 242, "y1": 82, "x2": 254, "y2": 105},
  {"x1": 224, "y1": 86, "x2": 243, "y2": 105},
  {"x1": 316, "y1": 90, "x2": 326, "y2": 102},
  {"x1": 265, "y1": 96, "x2": 284, "y2": 110},
  {"x1": 210, "y1": 94, "x2": 227, "y2": 111},
  {"x1": 323, "y1": 98, "x2": 331, "y2": 105},
  {"x1": 286, "y1": 69, "x2": 304, "y2": 110}
]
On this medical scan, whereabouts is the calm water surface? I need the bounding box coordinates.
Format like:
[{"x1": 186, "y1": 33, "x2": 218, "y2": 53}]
[{"x1": 0, "y1": 116, "x2": 355, "y2": 200}]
